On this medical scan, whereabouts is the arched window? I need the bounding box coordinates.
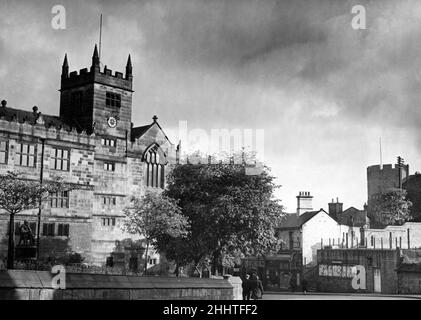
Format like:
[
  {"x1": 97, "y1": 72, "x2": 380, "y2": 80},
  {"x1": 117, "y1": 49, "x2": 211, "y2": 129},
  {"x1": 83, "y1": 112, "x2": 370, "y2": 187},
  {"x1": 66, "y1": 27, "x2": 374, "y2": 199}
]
[{"x1": 144, "y1": 145, "x2": 165, "y2": 188}]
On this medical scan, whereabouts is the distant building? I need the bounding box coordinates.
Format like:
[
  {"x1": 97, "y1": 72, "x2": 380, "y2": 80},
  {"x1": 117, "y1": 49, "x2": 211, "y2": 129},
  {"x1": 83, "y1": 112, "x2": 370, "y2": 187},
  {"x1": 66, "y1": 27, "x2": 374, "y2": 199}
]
[
  {"x1": 242, "y1": 191, "x2": 358, "y2": 291},
  {"x1": 327, "y1": 198, "x2": 369, "y2": 228},
  {"x1": 278, "y1": 193, "x2": 353, "y2": 268}
]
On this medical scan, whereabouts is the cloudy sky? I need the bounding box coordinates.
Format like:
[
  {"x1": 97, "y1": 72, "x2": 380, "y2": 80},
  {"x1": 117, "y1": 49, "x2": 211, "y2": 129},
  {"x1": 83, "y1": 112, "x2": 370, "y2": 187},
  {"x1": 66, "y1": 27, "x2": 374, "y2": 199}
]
[{"x1": 1, "y1": 0, "x2": 421, "y2": 212}]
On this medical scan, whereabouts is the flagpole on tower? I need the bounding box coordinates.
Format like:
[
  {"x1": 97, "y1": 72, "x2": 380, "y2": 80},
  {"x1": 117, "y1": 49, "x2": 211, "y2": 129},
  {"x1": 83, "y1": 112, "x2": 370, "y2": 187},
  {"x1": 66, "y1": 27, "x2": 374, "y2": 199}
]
[
  {"x1": 99, "y1": 13, "x2": 103, "y2": 62},
  {"x1": 379, "y1": 137, "x2": 383, "y2": 168}
]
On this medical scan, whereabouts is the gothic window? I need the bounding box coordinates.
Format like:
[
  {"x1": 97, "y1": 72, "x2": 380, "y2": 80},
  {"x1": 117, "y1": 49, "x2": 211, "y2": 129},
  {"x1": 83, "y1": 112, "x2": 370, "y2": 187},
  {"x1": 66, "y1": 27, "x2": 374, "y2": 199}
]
[
  {"x1": 144, "y1": 146, "x2": 165, "y2": 188},
  {"x1": 0, "y1": 140, "x2": 8, "y2": 164},
  {"x1": 15, "y1": 143, "x2": 36, "y2": 167},
  {"x1": 106, "y1": 92, "x2": 121, "y2": 108}
]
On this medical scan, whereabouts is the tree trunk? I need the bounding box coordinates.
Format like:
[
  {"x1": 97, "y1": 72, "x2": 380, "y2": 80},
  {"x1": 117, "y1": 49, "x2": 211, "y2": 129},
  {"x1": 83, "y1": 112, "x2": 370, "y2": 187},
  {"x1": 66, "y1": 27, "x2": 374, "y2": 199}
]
[
  {"x1": 195, "y1": 265, "x2": 202, "y2": 278},
  {"x1": 144, "y1": 239, "x2": 149, "y2": 276},
  {"x1": 7, "y1": 213, "x2": 15, "y2": 269}
]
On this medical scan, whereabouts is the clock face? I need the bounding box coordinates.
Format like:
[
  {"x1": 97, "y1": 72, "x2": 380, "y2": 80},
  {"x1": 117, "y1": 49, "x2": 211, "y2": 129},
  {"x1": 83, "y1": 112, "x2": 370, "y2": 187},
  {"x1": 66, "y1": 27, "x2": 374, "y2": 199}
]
[{"x1": 107, "y1": 117, "x2": 117, "y2": 128}]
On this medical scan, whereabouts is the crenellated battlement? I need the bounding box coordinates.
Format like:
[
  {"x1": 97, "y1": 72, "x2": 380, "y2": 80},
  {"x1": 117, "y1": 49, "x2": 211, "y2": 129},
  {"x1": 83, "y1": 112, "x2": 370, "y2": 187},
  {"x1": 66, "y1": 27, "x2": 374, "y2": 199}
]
[
  {"x1": 367, "y1": 164, "x2": 398, "y2": 172},
  {"x1": 61, "y1": 45, "x2": 133, "y2": 92},
  {"x1": 67, "y1": 68, "x2": 128, "y2": 80},
  {"x1": 367, "y1": 161, "x2": 410, "y2": 204},
  {"x1": 0, "y1": 114, "x2": 95, "y2": 145},
  {"x1": 367, "y1": 163, "x2": 409, "y2": 175},
  {"x1": 62, "y1": 66, "x2": 132, "y2": 92}
]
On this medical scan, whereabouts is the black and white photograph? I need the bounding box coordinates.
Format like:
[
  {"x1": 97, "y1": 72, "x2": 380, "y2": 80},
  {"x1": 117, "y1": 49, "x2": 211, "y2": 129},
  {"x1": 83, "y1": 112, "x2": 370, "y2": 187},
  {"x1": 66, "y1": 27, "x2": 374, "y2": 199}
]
[{"x1": 0, "y1": 0, "x2": 421, "y2": 311}]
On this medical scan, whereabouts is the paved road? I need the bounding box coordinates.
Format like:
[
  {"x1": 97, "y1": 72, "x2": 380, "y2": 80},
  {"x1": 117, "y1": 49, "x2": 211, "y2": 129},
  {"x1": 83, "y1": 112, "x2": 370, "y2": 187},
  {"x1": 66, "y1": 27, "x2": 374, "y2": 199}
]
[{"x1": 262, "y1": 292, "x2": 421, "y2": 300}]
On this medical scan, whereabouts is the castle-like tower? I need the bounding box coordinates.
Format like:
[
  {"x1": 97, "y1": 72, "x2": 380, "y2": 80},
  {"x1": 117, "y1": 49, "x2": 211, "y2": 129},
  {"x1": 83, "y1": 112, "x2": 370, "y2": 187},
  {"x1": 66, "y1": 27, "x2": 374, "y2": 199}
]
[{"x1": 367, "y1": 162, "x2": 409, "y2": 224}]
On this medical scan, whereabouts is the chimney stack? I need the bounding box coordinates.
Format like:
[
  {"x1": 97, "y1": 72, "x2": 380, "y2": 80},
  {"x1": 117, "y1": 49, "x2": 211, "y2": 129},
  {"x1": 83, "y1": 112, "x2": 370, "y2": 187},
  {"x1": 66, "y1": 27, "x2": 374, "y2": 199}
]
[
  {"x1": 328, "y1": 197, "x2": 343, "y2": 220},
  {"x1": 296, "y1": 191, "x2": 313, "y2": 216}
]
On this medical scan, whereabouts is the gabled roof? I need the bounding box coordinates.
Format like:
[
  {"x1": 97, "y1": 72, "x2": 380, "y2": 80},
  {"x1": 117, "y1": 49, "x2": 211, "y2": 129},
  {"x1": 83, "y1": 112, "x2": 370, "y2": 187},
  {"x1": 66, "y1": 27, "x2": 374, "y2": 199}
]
[
  {"x1": 131, "y1": 124, "x2": 153, "y2": 140},
  {"x1": 130, "y1": 117, "x2": 173, "y2": 145},
  {"x1": 342, "y1": 206, "x2": 362, "y2": 214},
  {"x1": 279, "y1": 210, "x2": 326, "y2": 229}
]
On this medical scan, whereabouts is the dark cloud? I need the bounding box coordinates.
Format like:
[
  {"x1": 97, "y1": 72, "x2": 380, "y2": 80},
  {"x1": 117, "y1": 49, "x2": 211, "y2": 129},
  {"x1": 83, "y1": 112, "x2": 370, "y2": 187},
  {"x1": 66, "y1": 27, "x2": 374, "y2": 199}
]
[{"x1": 1, "y1": 0, "x2": 421, "y2": 210}]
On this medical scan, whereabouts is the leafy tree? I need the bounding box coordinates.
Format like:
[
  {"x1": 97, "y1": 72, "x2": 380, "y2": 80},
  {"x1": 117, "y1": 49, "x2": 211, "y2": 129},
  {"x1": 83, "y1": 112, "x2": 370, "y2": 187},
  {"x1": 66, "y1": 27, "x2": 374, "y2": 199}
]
[
  {"x1": 122, "y1": 190, "x2": 190, "y2": 275},
  {"x1": 0, "y1": 171, "x2": 67, "y2": 269},
  {"x1": 372, "y1": 189, "x2": 412, "y2": 227},
  {"x1": 163, "y1": 157, "x2": 284, "y2": 276}
]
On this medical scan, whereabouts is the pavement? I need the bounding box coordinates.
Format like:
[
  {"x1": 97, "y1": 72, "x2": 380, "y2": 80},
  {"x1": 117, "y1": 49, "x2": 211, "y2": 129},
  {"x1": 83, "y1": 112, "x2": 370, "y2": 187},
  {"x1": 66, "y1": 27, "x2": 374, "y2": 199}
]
[{"x1": 262, "y1": 291, "x2": 421, "y2": 300}]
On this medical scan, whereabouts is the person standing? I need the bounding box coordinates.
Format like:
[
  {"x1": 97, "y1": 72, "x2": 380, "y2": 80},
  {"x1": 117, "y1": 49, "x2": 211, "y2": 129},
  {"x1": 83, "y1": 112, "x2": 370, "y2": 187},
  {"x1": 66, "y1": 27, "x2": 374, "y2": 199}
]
[{"x1": 242, "y1": 273, "x2": 251, "y2": 300}]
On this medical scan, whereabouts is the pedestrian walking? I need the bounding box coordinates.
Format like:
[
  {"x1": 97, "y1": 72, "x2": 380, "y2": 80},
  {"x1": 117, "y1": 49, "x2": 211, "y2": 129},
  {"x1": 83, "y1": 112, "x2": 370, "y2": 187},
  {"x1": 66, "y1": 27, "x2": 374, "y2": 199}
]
[
  {"x1": 250, "y1": 273, "x2": 264, "y2": 300},
  {"x1": 289, "y1": 275, "x2": 296, "y2": 292},
  {"x1": 302, "y1": 278, "x2": 308, "y2": 294}
]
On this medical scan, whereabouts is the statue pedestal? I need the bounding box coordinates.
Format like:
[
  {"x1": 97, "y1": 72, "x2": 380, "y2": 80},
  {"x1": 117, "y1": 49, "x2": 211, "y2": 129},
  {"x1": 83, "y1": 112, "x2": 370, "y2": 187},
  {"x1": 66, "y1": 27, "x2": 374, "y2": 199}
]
[{"x1": 15, "y1": 245, "x2": 37, "y2": 259}]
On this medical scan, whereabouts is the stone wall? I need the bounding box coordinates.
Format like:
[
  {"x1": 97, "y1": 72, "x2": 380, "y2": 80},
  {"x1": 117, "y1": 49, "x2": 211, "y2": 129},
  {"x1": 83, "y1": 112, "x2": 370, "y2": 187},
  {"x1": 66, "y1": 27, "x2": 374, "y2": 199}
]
[
  {"x1": 0, "y1": 270, "x2": 242, "y2": 300},
  {"x1": 398, "y1": 271, "x2": 421, "y2": 294},
  {"x1": 317, "y1": 248, "x2": 400, "y2": 294}
]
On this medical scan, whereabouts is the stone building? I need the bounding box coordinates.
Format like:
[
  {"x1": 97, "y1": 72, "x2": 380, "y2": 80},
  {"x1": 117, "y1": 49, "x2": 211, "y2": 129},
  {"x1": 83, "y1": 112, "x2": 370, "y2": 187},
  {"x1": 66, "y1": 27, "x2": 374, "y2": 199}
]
[
  {"x1": 367, "y1": 162, "x2": 409, "y2": 226},
  {"x1": 0, "y1": 45, "x2": 178, "y2": 267},
  {"x1": 327, "y1": 198, "x2": 369, "y2": 228},
  {"x1": 403, "y1": 173, "x2": 421, "y2": 222}
]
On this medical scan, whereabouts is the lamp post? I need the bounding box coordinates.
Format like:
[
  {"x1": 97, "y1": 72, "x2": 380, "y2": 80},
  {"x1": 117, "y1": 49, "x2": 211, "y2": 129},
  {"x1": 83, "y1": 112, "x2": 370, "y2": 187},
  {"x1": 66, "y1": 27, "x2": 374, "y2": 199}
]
[
  {"x1": 36, "y1": 138, "x2": 45, "y2": 264},
  {"x1": 7, "y1": 212, "x2": 16, "y2": 269}
]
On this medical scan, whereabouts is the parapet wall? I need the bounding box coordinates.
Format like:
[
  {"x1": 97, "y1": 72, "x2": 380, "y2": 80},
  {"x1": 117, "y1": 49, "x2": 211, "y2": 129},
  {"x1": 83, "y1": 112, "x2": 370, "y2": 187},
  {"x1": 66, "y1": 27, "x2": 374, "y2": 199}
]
[
  {"x1": 0, "y1": 270, "x2": 242, "y2": 300},
  {"x1": 0, "y1": 117, "x2": 95, "y2": 147}
]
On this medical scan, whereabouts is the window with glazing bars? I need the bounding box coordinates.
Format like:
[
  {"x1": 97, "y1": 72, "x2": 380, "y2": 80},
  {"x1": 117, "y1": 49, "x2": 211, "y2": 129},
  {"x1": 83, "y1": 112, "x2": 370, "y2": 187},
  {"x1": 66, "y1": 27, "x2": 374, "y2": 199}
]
[
  {"x1": 50, "y1": 191, "x2": 69, "y2": 208},
  {"x1": 0, "y1": 140, "x2": 8, "y2": 164},
  {"x1": 15, "y1": 143, "x2": 36, "y2": 167},
  {"x1": 106, "y1": 92, "x2": 121, "y2": 108},
  {"x1": 103, "y1": 197, "x2": 117, "y2": 206},
  {"x1": 104, "y1": 162, "x2": 115, "y2": 171},
  {"x1": 51, "y1": 148, "x2": 70, "y2": 171},
  {"x1": 101, "y1": 138, "x2": 116, "y2": 147},
  {"x1": 57, "y1": 224, "x2": 70, "y2": 237},
  {"x1": 42, "y1": 223, "x2": 55, "y2": 236}
]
